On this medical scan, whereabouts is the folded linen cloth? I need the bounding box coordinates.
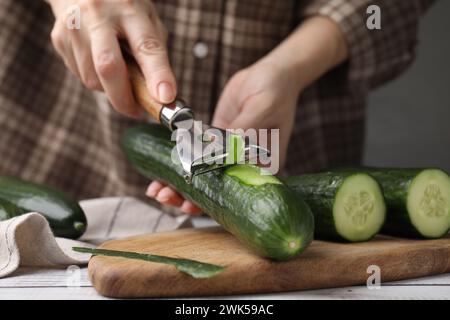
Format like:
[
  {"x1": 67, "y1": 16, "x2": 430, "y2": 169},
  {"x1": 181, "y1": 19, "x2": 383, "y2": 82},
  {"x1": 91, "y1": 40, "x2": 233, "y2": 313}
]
[{"x1": 0, "y1": 197, "x2": 191, "y2": 278}]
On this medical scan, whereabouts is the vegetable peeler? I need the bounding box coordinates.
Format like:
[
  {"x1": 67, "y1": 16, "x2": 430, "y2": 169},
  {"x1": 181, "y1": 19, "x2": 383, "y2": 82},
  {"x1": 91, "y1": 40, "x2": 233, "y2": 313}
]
[{"x1": 124, "y1": 49, "x2": 270, "y2": 183}]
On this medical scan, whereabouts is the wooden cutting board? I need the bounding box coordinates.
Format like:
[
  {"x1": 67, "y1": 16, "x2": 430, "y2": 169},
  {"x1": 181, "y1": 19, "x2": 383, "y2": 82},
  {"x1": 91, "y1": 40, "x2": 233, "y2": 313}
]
[{"x1": 88, "y1": 227, "x2": 450, "y2": 298}]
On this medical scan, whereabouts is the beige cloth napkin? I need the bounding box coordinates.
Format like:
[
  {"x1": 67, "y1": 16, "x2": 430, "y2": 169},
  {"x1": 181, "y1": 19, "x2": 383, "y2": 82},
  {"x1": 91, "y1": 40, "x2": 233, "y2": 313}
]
[{"x1": 0, "y1": 197, "x2": 191, "y2": 278}]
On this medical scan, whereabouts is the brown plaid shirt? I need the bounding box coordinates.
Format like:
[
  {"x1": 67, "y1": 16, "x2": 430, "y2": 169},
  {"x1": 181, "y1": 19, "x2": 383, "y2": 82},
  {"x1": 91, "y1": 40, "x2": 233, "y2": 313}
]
[{"x1": 0, "y1": 0, "x2": 433, "y2": 200}]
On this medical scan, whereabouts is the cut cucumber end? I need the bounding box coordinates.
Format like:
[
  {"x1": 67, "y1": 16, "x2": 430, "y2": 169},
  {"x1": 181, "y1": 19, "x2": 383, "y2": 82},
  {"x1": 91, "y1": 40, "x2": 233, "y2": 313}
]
[
  {"x1": 407, "y1": 169, "x2": 450, "y2": 238},
  {"x1": 283, "y1": 237, "x2": 302, "y2": 254},
  {"x1": 73, "y1": 221, "x2": 86, "y2": 233},
  {"x1": 333, "y1": 174, "x2": 386, "y2": 242},
  {"x1": 226, "y1": 165, "x2": 281, "y2": 186},
  {"x1": 270, "y1": 237, "x2": 305, "y2": 260}
]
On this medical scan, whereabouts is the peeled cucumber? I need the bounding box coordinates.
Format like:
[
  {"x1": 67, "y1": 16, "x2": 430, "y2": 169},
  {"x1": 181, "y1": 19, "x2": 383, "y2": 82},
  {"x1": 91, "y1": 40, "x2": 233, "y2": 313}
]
[{"x1": 122, "y1": 124, "x2": 314, "y2": 260}]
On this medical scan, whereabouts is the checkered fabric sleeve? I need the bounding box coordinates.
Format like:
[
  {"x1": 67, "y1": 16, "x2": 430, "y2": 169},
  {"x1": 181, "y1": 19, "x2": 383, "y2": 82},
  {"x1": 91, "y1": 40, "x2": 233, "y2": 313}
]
[
  {"x1": 299, "y1": 0, "x2": 435, "y2": 91},
  {"x1": 0, "y1": 0, "x2": 435, "y2": 199}
]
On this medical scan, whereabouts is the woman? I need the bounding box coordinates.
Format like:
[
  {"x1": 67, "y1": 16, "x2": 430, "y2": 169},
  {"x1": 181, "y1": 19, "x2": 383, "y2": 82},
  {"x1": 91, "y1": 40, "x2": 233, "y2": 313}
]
[{"x1": 0, "y1": 0, "x2": 433, "y2": 214}]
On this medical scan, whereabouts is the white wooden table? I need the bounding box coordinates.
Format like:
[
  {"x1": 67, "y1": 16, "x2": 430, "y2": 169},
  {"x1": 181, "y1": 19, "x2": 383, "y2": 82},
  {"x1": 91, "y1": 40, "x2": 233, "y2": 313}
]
[
  {"x1": 1, "y1": 216, "x2": 449, "y2": 300},
  {"x1": 0, "y1": 267, "x2": 449, "y2": 300}
]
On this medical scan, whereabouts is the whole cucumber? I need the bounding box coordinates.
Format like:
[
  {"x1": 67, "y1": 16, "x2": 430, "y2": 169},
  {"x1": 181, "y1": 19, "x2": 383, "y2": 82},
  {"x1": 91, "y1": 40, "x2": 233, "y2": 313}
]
[
  {"x1": 285, "y1": 172, "x2": 386, "y2": 242},
  {"x1": 122, "y1": 124, "x2": 314, "y2": 260},
  {"x1": 0, "y1": 198, "x2": 26, "y2": 221},
  {"x1": 0, "y1": 176, "x2": 87, "y2": 239},
  {"x1": 355, "y1": 168, "x2": 450, "y2": 238}
]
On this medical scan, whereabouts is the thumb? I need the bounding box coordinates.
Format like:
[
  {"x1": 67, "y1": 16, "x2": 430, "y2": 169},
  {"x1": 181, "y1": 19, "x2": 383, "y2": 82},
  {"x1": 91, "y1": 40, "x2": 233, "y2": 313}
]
[
  {"x1": 211, "y1": 103, "x2": 233, "y2": 129},
  {"x1": 211, "y1": 89, "x2": 238, "y2": 129},
  {"x1": 228, "y1": 94, "x2": 269, "y2": 131},
  {"x1": 212, "y1": 71, "x2": 249, "y2": 129},
  {"x1": 228, "y1": 111, "x2": 261, "y2": 131}
]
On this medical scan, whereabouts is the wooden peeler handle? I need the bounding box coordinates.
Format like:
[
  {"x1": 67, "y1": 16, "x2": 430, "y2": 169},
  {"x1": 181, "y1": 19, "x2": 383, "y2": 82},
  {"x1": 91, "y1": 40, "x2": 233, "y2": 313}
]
[
  {"x1": 122, "y1": 44, "x2": 164, "y2": 122},
  {"x1": 121, "y1": 42, "x2": 192, "y2": 131}
]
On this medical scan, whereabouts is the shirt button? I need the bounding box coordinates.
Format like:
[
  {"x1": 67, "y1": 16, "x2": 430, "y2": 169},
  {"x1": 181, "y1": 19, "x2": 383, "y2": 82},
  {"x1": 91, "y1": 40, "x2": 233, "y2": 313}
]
[{"x1": 193, "y1": 42, "x2": 209, "y2": 59}]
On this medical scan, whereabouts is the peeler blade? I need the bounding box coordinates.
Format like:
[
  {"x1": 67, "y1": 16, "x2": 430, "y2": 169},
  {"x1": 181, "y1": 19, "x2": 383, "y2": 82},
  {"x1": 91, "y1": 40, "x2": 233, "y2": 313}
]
[{"x1": 173, "y1": 120, "x2": 270, "y2": 183}]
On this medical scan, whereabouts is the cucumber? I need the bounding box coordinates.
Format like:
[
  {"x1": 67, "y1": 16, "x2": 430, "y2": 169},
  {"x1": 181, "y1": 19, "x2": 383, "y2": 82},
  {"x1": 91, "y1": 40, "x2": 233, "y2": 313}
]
[
  {"x1": 0, "y1": 176, "x2": 87, "y2": 239},
  {"x1": 122, "y1": 124, "x2": 314, "y2": 260},
  {"x1": 0, "y1": 198, "x2": 26, "y2": 221},
  {"x1": 356, "y1": 168, "x2": 450, "y2": 238},
  {"x1": 285, "y1": 172, "x2": 386, "y2": 242}
]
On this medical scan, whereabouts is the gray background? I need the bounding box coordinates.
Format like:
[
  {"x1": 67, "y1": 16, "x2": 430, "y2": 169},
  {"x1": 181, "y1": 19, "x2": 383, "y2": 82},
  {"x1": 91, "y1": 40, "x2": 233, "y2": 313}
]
[{"x1": 364, "y1": 0, "x2": 450, "y2": 172}]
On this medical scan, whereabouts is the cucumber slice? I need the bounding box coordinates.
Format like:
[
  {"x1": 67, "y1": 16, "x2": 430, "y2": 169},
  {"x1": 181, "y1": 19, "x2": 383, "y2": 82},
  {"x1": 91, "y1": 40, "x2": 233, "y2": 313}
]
[
  {"x1": 406, "y1": 169, "x2": 450, "y2": 238},
  {"x1": 339, "y1": 168, "x2": 450, "y2": 238},
  {"x1": 333, "y1": 174, "x2": 386, "y2": 242},
  {"x1": 285, "y1": 172, "x2": 386, "y2": 242}
]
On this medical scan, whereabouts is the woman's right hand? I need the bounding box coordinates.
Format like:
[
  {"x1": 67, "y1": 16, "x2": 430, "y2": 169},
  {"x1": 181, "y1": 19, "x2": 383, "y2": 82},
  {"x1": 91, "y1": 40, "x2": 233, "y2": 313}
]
[{"x1": 47, "y1": 0, "x2": 177, "y2": 117}]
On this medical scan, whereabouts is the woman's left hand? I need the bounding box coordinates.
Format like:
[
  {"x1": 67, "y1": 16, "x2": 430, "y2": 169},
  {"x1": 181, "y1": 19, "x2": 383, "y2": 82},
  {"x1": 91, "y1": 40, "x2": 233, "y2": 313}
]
[
  {"x1": 146, "y1": 16, "x2": 349, "y2": 215},
  {"x1": 212, "y1": 58, "x2": 303, "y2": 170},
  {"x1": 146, "y1": 58, "x2": 303, "y2": 215}
]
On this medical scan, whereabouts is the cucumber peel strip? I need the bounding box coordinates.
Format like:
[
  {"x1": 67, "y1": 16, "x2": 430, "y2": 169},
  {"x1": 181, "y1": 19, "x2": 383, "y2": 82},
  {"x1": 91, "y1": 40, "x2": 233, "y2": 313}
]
[
  {"x1": 73, "y1": 247, "x2": 226, "y2": 279},
  {"x1": 0, "y1": 198, "x2": 25, "y2": 220},
  {"x1": 225, "y1": 134, "x2": 245, "y2": 165}
]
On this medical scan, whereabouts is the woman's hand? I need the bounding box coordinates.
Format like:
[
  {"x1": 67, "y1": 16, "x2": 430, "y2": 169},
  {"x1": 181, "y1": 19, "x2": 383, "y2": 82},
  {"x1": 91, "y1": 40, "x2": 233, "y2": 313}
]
[
  {"x1": 146, "y1": 16, "x2": 348, "y2": 215},
  {"x1": 145, "y1": 60, "x2": 300, "y2": 215},
  {"x1": 212, "y1": 59, "x2": 302, "y2": 169},
  {"x1": 47, "y1": 0, "x2": 177, "y2": 117},
  {"x1": 145, "y1": 59, "x2": 302, "y2": 215}
]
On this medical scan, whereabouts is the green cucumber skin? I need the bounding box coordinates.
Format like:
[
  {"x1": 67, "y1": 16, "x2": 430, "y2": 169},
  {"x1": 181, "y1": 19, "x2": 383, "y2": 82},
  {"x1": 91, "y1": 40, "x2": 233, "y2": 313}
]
[
  {"x1": 0, "y1": 176, "x2": 87, "y2": 239},
  {"x1": 354, "y1": 168, "x2": 447, "y2": 238},
  {"x1": 122, "y1": 124, "x2": 314, "y2": 261},
  {"x1": 0, "y1": 198, "x2": 26, "y2": 221},
  {"x1": 285, "y1": 173, "x2": 359, "y2": 241}
]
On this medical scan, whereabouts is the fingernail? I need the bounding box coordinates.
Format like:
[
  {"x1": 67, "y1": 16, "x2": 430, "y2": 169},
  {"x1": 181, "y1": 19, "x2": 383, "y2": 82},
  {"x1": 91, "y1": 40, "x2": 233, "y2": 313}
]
[
  {"x1": 157, "y1": 81, "x2": 175, "y2": 104},
  {"x1": 180, "y1": 202, "x2": 191, "y2": 214},
  {"x1": 156, "y1": 194, "x2": 170, "y2": 203},
  {"x1": 155, "y1": 187, "x2": 170, "y2": 202},
  {"x1": 181, "y1": 201, "x2": 201, "y2": 215},
  {"x1": 146, "y1": 184, "x2": 157, "y2": 198}
]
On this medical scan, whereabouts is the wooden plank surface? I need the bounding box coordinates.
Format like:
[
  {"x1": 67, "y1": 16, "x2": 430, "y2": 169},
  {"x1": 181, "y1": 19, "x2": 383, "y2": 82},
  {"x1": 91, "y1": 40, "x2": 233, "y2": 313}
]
[
  {"x1": 1, "y1": 267, "x2": 449, "y2": 300},
  {"x1": 87, "y1": 227, "x2": 450, "y2": 298},
  {"x1": 0, "y1": 267, "x2": 106, "y2": 300}
]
